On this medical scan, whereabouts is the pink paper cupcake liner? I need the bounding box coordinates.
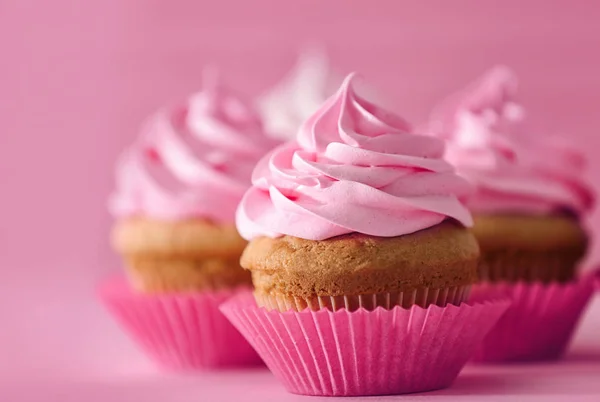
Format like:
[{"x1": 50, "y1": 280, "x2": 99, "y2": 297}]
[
  {"x1": 220, "y1": 291, "x2": 509, "y2": 396},
  {"x1": 255, "y1": 285, "x2": 471, "y2": 312},
  {"x1": 469, "y1": 273, "x2": 595, "y2": 363},
  {"x1": 97, "y1": 276, "x2": 262, "y2": 370}
]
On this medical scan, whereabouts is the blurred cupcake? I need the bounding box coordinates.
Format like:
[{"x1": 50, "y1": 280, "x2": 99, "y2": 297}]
[
  {"x1": 100, "y1": 75, "x2": 278, "y2": 369},
  {"x1": 221, "y1": 74, "x2": 509, "y2": 396},
  {"x1": 110, "y1": 79, "x2": 278, "y2": 292},
  {"x1": 429, "y1": 67, "x2": 596, "y2": 362},
  {"x1": 429, "y1": 67, "x2": 593, "y2": 283}
]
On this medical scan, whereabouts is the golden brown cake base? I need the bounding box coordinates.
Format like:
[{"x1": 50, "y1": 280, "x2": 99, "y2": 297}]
[
  {"x1": 124, "y1": 255, "x2": 251, "y2": 293},
  {"x1": 113, "y1": 217, "x2": 250, "y2": 293},
  {"x1": 242, "y1": 221, "x2": 480, "y2": 311},
  {"x1": 472, "y1": 214, "x2": 588, "y2": 283}
]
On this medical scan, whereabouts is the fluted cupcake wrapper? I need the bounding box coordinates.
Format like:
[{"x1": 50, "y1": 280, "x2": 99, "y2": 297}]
[
  {"x1": 469, "y1": 273, "x2": 596, "y2": 363},
  {"x1": 97, "y1": 277, "x2": 262, "y2": 370},
  {"x1": 220, "y1": 291, "x2": 509, "y2": 396},
  {"x1": 255, "y1": 285, "x2": 471, "y2": 312}
]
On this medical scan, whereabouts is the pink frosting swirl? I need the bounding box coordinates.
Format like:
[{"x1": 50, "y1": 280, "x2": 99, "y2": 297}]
[
  {"x1": 237, "y1": 74, "x2": 473, "y2": 241},
  {"x1": 429, "y1": 66, "x2": 593, "y2": 215},
  {"x1": 110, "y1": 81, "x2": 279, "y2": 223}
]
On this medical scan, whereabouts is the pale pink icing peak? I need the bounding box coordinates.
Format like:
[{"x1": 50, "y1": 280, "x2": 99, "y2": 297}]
[
  {"x1": 237, "y1": 74, "x2": 474, "y2": 241},
  {"x1": 429, "y1": 66, "x2": 593, "y2": 215},
  {"x1": 110, "y1": 78, "x2": 280, "y2": 223},
  {"x1": 257, "y1": 47, "x2": 393, "y2": 140}
]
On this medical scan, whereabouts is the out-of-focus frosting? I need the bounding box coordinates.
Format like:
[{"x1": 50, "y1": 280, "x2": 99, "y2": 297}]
[
  {"x1": 110, "y1": 79, "x2": 279, "y2": 223},
  {"x1": 237, "y1": 74, "x2": 474, "y2": 241},
  {"x1": 257, "y1": 47, "x2": 388, "y2": 140},
  {"x1": 429, "y1": 66, "x2": 593, "y2": 215},
  {"x1": 256, "y1": 47, "x2": 333, "y2": 140}
]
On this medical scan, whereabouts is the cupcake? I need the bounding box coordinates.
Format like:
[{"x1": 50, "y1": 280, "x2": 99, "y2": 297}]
[
  {"x1": 430, "y1": 66, "x2": 593, "y2": 283},
  {"x1": 221, "y1": 74, "x2": 509, "y2": 396},
  {"x1": 110, "y1": 80, "x2": 278, "y2": 292},
  {"x1": 245, "y1": 74, "x2": 478, "y2": 311},
  {"x1": 429, "y1": 66, "x2": 595, "y2": 361},
  {"x1": 99, "y1": 76, "x2": 278, "y2": 369}
]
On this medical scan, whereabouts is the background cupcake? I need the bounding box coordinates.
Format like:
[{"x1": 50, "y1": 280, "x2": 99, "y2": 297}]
[
  {"x1": 428, "y1": 67, "x2": 596, "y2": 362},
  {"x1": 110, "y1": 78, "x2": 279, "y2": 292},
  {"x1": 429, "y1": 66, "x2": 594, "y2": 283},
  {"x1": 222, "y1": 73, "x2": 508, "y2": 396},
  {"x1": 100, "y1": 76, "x2": 278, "y2": 369}
]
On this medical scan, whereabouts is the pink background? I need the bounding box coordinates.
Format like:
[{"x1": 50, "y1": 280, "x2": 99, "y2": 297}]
[{"x1": 2, "y1": 0, "x2": 600, "y2": 391}]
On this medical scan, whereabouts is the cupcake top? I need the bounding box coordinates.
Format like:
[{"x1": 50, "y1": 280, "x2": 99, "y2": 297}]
[
  {"x1": 429, "y1": 66, "x2": 594, "y2": 216},
  {"x1": 237, "y1": 73, "x2": 474, "y2": 241},
  {"x1": 257, "y1": 47, "x2": 386, "y2": 140},
  {"x1": 110, "y1": 77, "x2": 279, "y2": 223}
]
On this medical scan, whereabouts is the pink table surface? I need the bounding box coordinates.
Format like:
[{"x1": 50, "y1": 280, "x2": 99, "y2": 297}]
[
  {"x1": 2, "y1": 292, "x2": 600, "y2": 401},
  {"x1": 2, "y1": 360, "x2": 600, "y2": 402}
]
